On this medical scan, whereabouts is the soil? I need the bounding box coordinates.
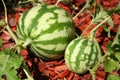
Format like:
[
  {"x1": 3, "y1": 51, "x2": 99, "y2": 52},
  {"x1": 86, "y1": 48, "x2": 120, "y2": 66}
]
[{"x1": 0, "y1": 0, "x2": 120, "y2": 80}]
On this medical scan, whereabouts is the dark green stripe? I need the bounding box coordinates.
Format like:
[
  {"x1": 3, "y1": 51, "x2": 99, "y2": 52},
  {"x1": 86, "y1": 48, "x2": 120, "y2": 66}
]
[
  {"x1": 17, "y1": 24, "x2": 26, "y2": 40},
  {"x1": 42, "y1": 21, "x2": 73, "y2": 34}
]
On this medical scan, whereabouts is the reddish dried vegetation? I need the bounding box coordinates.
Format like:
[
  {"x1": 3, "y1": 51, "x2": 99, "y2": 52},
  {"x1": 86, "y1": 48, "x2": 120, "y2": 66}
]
[{"x1": 0, "y1": 0, "x2": 120, "y2": 80}]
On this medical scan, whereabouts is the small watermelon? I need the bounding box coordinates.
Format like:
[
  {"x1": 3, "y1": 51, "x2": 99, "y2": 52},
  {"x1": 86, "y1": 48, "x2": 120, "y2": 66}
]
[{"x1": 65, "y1": 37, "x2": 101, "y2": 74}]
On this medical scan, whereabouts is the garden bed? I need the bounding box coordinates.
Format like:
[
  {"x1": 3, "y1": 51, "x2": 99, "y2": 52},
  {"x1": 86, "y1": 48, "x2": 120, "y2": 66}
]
[{"x1": 0, "y1": 0, "x2": 120, "y2": 80}]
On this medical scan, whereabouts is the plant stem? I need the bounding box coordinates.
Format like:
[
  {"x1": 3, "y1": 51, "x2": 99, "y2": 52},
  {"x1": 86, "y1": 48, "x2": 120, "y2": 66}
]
[
  {"x1": 2, "y1": 1, "x2": 34, "y2": 80},
  {"x1": 72, "y1": 5, "x2": 86, "y2": 20},
  {"x1": 22, "y1": 38, "x2": 32, "y2": 48},
  {"x1": 90, "y1": 70, "x2": 96, "y2": 80},
  {"x1": 90, "y1": 16, "x2": 110, "y2": 34},
  {"x1": 2, "y1": 0, "x2": 18, "y2": 44},
  {"x1": 80, "y1": 16, "x2": 110, "y2": 38},
  {"x1": 22, "y1": 62, "x2": 34, "y2": 80},
  {"x1": 80, "y1": 21, "x2": 93, "y2": 37},
  {"x1": 90, "y1": 53, "x2": 108, "y2": 80},
  {"x1": 88, "y1": 16, "x2": 110, "y2": 80},
  {"x1": 55, "y1": 0, "x2": 61, "y2": 6},
  {"x1": 90, "y1": 51, "x2": 110, "y2": 79}
]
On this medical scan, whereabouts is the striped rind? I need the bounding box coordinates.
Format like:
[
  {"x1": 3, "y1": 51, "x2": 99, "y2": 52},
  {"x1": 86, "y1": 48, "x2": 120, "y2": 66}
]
[
  {"x1": 65, "y1": 37, "x2": 101, "y2": 74},
  {"x1": 17, "y1": 4, "x2": 75, "y2": 60}
]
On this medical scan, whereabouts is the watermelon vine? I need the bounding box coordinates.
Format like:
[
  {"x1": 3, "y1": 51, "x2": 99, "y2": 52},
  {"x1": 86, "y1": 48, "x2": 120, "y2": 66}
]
[{"x1": 0, "y1": 0, "x2": 120, "y2": 80}]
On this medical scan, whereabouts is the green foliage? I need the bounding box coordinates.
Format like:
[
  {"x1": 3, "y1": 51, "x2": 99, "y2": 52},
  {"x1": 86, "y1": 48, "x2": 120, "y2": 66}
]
[
  {"x1": 107, "y1": 6, "x2": 120, "y2": 15},
  {"x1": 104, "y1": 56, "x2": 119, "y2": 72},
  {"x1": 104, "y1": 26, "x2": 120, "y2": 75},
  {"x1": 111, "y1": 27, "x2": 120, "y2": 52},
  {"x1": 84, "y1": 0, "x2": 93, "y2": 9},
  {"x1": 114, "y1": 52, "x2": 120, "y2": 61},
  {"x1": 103, "y1": 25, "x2": 111, "y2": 37},
  {"x1": 0, "y1": 0, "x2": 120, "y2": 80},
  {"x1": 60, "y1": 0, "x2": 70, "y2": 2},
  {"x1": 0, "y1": 49, "x2": 22, "y2": 80},
  {"x1": 107, "y1": 74, "x2": 120, "y2": 80},
  {"x1": 0, "y1": 20, "x2": 6, "y2": 26},
  {"x1": 92, "y1": 6, "x2": 114, "y2": 27}
]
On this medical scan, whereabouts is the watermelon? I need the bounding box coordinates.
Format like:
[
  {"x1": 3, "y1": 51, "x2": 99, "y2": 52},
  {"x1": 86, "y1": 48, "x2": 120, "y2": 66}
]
[
  {"x1": 65, "y1": 37, "x2": 101, "y2": 74},
  {"x1": 17, "y1": 4, "x2": 75, "y2": 60}
]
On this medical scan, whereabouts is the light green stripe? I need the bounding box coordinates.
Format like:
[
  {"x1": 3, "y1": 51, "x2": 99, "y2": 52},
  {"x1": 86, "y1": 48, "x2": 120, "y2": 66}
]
[
  {"x1": 33, "y1": 36, "x2": 69, "y2": 45},
  {"x1": 32, "y1": 43, "x2": 64, "y2": 54}
]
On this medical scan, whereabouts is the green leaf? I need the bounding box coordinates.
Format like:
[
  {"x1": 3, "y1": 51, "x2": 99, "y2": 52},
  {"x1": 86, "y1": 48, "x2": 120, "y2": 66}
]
[
  {"x1": 84, "y1": 0, "x2": 93, "y2": 9},
  {"x1": 61, "y1": 0, "x2": 70, "y2": 2},
  {"x1": 107, "y1": 6, "x2": 120, "y2": 15},
  {"x1": 4, "y1": 68, "x2": 21, "y2": 80},
  {"x1": 114, "y1": 52, "x2": 120, "y2": 61},
  {"x1": 103, "y1": 25, "x2": 111, "y2": 37},
  {"x1": 58, "y1": 0, "x2": 70, "y2": 3},
  {"x1": 107, "y1": 74, "x2": 120, "y2": 80},
  {"x1": 92, "y1": 5, "x2": 114, "y2": 28},
  {"x1": 111, "y1": 26, "x2": 120, "y2": 51},
  {"x1": 0, "y1": 20, "x2": 6, "y2": 26},
  {"x1": 106, "y1": 41, "x2": 113, "y2": 53},
  {"x1": 0, "y1": 49, "x2": 22, "y2": 80},
  {"x1": 104, "y1": 57, "x2": 119, "y2": 72},
  {"x1": 107, "y1": 16, "x2": 114, "y2": 27},
  {"x1": 92, "y1": 6, "x2": 110, "y2": 24}
]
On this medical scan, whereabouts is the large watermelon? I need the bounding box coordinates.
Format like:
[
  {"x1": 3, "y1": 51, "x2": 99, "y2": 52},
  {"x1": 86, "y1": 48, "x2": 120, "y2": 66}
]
[{"x1": 17, "y1": 4, "x2": 75, "y2": 60}]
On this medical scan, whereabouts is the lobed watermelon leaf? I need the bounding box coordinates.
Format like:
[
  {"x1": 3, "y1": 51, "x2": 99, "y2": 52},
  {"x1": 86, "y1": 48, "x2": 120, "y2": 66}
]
[
  {"x1": 104, "y1": 56, "x2": 119, "y2": 72},
  {"x1": 107, "y1": 74, "x2": 120, "y2": 80},
  {"x1": 114, "y1": 52, "x2": 120, "y2": 61},
  {"x1": 104, "y1": 26, "x2": 120, "y2": 73},
  {"x1": 0, "y1": 49, "x2": 22, "y2": 80},
  {"x1": 0, "y1": 20, "x2": 6, "y2": 26},
  {"x1": 111, "y1": 26, "x2": 120, "y2": 51}
]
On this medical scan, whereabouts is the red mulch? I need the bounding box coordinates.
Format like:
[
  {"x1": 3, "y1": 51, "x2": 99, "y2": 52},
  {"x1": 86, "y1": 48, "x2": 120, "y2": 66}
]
[{"x1": 0, "y1": 0, "x2": 120, "y2": 80}]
